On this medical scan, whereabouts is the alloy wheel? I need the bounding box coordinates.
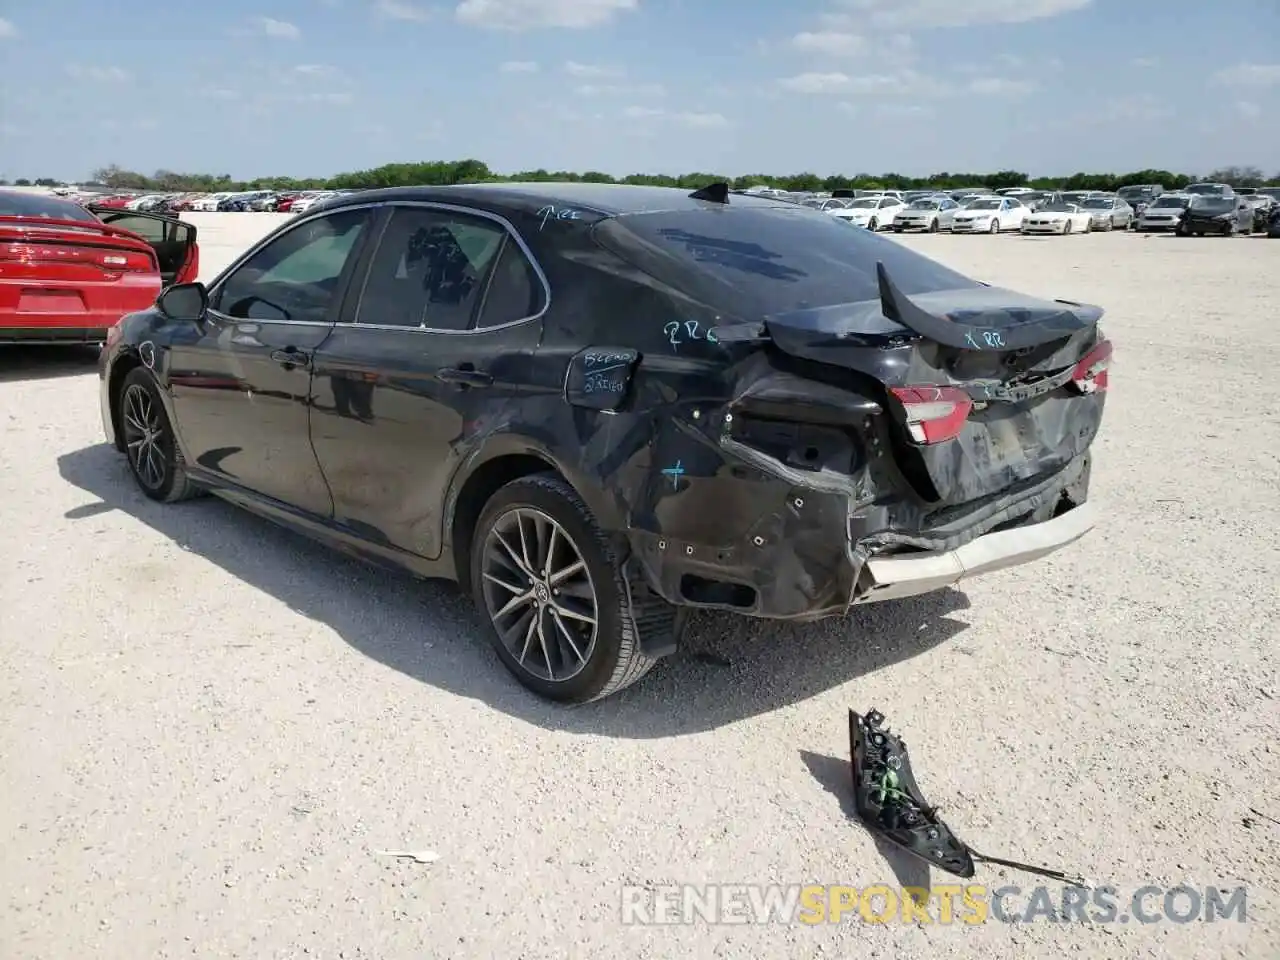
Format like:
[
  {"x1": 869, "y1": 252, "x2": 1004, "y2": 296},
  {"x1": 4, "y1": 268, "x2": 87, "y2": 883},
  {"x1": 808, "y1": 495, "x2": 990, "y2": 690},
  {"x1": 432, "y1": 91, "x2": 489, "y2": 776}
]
[
  {"x1": 480, "y1": 507, "x2": 598, "y2": 683},
  {"x1": 121, "y1": 383, "x2": 168, "y2": 491}
]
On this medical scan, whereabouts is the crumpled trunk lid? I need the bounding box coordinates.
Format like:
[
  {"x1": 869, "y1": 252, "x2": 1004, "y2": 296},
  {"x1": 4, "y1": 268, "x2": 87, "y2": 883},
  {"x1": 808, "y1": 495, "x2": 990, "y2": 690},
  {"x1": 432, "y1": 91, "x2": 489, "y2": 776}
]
[{"x1": 759, "y1": 264, "x2": 1108, "y2": 506}]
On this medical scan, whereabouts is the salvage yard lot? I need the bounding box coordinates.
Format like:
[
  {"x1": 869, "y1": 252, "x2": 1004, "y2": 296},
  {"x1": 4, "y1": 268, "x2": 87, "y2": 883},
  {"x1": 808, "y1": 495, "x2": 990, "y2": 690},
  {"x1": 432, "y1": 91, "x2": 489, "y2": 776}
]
[{"x1": 1, "y1": 216, "x2": 1277, "y2": 959}]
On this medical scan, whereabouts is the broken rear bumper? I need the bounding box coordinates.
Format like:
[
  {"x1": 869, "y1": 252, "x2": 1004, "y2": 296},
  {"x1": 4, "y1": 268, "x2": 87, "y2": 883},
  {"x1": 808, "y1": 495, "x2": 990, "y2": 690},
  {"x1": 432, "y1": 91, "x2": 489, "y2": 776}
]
[
  {"x1": 854, "y1": 500, "x2": 1095, "y2": 604},
  {"x1": 628, "y1": 452, "x2": 1095, "y2": 622}
]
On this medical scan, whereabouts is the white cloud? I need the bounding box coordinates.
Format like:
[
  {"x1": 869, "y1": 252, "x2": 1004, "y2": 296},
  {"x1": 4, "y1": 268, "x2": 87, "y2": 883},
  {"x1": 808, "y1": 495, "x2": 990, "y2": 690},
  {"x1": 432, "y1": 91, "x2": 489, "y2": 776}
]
[
  {"x1": 1075, "y1": 93, "x2": 1171, "y2": 124},
  {"x1": 1132, "y1": 56, "x2": 1157, "y2": 68},
  {"x1": 201, "y1": 87, "x2": 239, "y2": 99},
  {"x1": 576, "y1": 82, "x2": 664, "y2": 97},
  {"x1": 564, "y1": 61, "x2": 624, "y2": 78},
  {"x1": 1236, "y1": 100, "x2": 1262, "y2": 120},
  {"x1": 831, "y1": 0, "x2": 1091, "y2": 29},
  {"x1": 499, "y1": 60, "x2": 539, "y2": 72},
  {"x1": 1212, "y1": 62, "x2": 1280, "y2": 87},
  {"x1": 455, "y1": 0, "x2": 636, "y2": 30},
  {"x1": 0, "y1": 17, "x2": 16, "y2": 38},
  {"x1": 617, "y1": 106, "x2": 728, "y2": 128},
  {"x1": 791, "y1": 31, "x2": 867, "y2": 56},
  {"x1": 779, "y1": 68, "x2": 947, "y2": 98},
  {"x1": 967, "y1": 76, "x2": 1037, "y2": 97},
  {"x1": 294, "y1": 64, "x2": 333, "y2": 75},
  {"x1": 66, "y1": 64, "x2": 131, "y2": 82},
  {"x1": 258, "y1": 17, "x2": 301, "y2": 38},
  {"x1": 375, "y1": 0, "x2": 433, "y2": 21},
  {"x1": 778, "y1": 71, "x2": 856, "y2": 94},
  {"x1": 673, "y1": 111, "x2": 729, "y2": 128}
]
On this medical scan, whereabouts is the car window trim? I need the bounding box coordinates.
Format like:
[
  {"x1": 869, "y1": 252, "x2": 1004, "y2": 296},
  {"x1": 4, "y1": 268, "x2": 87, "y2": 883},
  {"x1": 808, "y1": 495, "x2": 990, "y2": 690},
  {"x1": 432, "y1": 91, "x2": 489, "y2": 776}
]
[
  {"x1": 205, "y1": 203, "x2": 381, "y2": 328},
  {"x1": 336, "y1": 199, "x2": 551, "y2": 336}
]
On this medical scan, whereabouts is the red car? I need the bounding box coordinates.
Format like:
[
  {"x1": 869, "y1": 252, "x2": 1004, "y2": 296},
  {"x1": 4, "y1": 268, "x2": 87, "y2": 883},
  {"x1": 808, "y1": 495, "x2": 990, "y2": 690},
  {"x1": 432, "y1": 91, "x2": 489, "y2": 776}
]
[{"x1": 0, "y1": 190, "x2": 199, "y2": 345}]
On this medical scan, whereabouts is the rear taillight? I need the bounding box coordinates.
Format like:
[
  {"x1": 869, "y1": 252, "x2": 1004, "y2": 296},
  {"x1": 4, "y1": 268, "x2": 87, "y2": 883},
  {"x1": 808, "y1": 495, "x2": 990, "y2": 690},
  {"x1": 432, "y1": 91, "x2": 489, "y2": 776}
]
[
  {"x1": 0, "y1": 241, "x2": 154, "y2": 272},
  {"x1": 889, "y1": 386, "x2": 973, "y2": 444},
  {"x1": 1070, "y1": 339, "x2": 1113, "y2": 394}
]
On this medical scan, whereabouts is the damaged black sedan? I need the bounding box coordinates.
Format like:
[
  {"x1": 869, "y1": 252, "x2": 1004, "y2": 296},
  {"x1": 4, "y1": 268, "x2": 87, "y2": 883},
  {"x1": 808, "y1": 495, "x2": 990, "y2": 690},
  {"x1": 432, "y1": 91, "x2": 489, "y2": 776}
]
[{"x1": 98, "y1": 183, "x2": 1111, "y2": 703}]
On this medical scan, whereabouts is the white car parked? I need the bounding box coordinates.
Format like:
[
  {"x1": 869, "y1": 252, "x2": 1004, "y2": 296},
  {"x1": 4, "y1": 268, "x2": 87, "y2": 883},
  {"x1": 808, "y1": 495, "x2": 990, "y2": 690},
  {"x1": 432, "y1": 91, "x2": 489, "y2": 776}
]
[
  {"x1": 1020, "y1": 201, "x2": 1094, "y2": 235},
  {"x1": 829, "y1": 195, "x2": 905, "y2": 231},
  {"x1": 950, "y1": 196, "x2": 1027, "y2": 233}
]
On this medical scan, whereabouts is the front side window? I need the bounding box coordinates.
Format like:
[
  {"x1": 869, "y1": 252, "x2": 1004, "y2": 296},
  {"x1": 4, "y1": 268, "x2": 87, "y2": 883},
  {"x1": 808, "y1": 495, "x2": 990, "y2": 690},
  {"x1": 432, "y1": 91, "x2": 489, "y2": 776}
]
[
  {"x1": 355, "y1": 207, "x2": 509, "y2": 331},
  {"x1": 213, "y1": 208, "x2": 368, "y2": 323}
]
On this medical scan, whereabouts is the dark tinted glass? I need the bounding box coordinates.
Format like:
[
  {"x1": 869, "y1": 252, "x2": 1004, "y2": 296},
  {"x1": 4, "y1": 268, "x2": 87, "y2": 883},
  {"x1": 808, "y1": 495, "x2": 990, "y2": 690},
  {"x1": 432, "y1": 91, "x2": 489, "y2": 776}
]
[
  {"x1": 476, "y1": 238, "x2": 543, "y2": 328},
  {"x1": 597, "y1": 206, "x2": 978, "y2": 316},
  {"x1": 214, "y1": 208, "x2": 367, "y2": 323},
  {"x1": 0, "y1": 191, "x2": 97, "y2": 222},
  {"x1": 356, "y1": 208, "x2": 505, "y2": 330}
]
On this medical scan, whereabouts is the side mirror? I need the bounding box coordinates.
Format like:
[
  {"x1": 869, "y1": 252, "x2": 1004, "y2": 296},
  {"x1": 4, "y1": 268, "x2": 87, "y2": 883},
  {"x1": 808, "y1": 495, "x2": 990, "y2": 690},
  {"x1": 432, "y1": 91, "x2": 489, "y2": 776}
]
[{"x1": 156, "y1": 281, "x2": 208, "y2": 321}]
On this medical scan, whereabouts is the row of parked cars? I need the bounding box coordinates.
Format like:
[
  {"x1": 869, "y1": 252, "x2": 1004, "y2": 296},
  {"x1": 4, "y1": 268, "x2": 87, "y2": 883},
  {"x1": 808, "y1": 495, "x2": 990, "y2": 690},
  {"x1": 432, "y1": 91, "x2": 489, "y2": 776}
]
[
  {"x1": 776, "y1": 182, "x2": 1280, "y2": 237},
  {"x1": 53, "y1": 188, "x2": 355, "y2": 215}
]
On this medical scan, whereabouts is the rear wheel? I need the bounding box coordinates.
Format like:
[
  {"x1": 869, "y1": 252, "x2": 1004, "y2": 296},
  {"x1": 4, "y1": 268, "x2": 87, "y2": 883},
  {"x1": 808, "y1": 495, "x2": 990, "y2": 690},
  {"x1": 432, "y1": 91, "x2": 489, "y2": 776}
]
[
  {"x1": 118, "y1": 367, "x2": 200, "y2": 503},
  {"x1": 1222, "y1": 220, "x2": 1235, "y2": 237},
  {"x1": 470, "y1": 474, "x2": 657, "y2": 703},
  {"x1": 928, "y1": 218, "x2": 939, "y2": 233},
  {"x1": 1102, "y1": 217, "x2": 1114, "y2": 232}
]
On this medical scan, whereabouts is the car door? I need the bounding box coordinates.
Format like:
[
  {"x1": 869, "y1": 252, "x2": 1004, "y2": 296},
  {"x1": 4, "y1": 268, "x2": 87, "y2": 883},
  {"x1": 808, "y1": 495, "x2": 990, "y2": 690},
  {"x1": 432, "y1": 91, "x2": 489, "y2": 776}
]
[
  {"x1": 308, "y1": 202, "x2": 548, "y2": 560},
  {"x1": 91, "y1": 209, "x2": 199, "y2": 285},
  {"x1": 164, "y1": 205, "x2": 374, "y2": 514}
]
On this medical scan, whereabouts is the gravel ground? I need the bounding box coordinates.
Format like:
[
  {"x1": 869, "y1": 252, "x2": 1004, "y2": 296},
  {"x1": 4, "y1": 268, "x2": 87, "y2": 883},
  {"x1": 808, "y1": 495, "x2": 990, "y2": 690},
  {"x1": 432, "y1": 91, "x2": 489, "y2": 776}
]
[{"x1": 1, "y1": 214, "x2": 1276, "y2": 959}]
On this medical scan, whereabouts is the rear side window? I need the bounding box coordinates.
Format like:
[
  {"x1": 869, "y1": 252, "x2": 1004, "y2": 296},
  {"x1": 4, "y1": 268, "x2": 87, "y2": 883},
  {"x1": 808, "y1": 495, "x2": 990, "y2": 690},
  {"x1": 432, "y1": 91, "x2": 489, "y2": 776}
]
[
  {"x1": 595, "y1": 206, "x2": 979, "y2": 316},
  {"x1": 476, "y1": 237, "x2": 544, "y2": 328},
  {"x1": 356, "y1": 207, "x2": 508, "y2": 331}
]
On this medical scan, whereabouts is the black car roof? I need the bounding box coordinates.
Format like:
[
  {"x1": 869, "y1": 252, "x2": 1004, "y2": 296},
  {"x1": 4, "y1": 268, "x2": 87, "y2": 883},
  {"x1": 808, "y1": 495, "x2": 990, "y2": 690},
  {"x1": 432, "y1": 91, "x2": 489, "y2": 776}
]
[{"x1": 317, "y1": 182, "x2": 791, "y2": 218}]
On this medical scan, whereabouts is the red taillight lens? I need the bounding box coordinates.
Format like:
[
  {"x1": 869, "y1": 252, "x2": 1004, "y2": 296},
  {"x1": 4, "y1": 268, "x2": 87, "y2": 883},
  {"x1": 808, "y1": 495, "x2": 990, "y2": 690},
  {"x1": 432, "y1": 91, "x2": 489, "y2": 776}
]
[
  {"x1": 0, "y1": 241, "x2": 154, "y2": 272},
  {"x1": 1070, "y1": 339, "x2": 1113, "y2": 394},
  {"x1": 889, "y1": 386, "x2": 973, "y2": 444}
]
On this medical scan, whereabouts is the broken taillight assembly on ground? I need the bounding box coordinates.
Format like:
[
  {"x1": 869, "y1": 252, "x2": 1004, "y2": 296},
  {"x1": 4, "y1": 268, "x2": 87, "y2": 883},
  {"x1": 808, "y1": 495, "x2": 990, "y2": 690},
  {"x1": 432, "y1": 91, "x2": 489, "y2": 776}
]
[
  {"x1": 849, "y1": 708, "x2": 1088, "y2": 885},
  {"x1": 1069, "y1": 339, "x2": 1113, "y2": 394},
  {"x1": 888, "y1": 386, "x2": 973, "y2": 444}
]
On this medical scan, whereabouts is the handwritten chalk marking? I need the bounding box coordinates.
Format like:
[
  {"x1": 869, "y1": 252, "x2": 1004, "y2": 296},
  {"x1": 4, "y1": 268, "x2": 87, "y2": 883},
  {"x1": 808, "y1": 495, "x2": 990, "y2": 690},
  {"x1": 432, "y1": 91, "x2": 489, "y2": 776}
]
[
  {"x1": 537, "y1": 206, "x2": 582, "y2": 231},
  {"x1": 660, "y1": 460, "x2": 685, "y2": 489}
]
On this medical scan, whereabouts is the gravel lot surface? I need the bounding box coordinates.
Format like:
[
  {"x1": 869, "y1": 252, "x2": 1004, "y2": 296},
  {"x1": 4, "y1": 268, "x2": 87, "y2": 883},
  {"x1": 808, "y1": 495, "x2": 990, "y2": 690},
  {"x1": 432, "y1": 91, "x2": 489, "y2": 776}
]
[{"x1": 2, "y1": 213, "x2": 1276, "y2": 959}]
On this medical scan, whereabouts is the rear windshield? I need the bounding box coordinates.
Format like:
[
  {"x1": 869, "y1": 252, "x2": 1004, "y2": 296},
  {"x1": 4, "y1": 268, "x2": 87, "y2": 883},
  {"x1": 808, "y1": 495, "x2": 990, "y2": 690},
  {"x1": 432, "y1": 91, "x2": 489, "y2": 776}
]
[
  {"x1": 1185, "y1": 184, "x2": 1225, "y2": 195},
  {"x1": 594, "y1": 206, "x2": 979, "y2": 318},
  {"x1": 1037, "y1": 203, "x2": 1077, "y2": 213},
  {"x1": 1150, "y1": 196, "x2": 1188, "y2": 209},
  {"x1": 965, "y1": 199, "x2": 1002, "y2": 209},
  {"x1": 0, "y1": 190, "x2": 98, "y2": 222},
  {"x1": 907, "y1": 198, "x2": 941, "y2": 209}
]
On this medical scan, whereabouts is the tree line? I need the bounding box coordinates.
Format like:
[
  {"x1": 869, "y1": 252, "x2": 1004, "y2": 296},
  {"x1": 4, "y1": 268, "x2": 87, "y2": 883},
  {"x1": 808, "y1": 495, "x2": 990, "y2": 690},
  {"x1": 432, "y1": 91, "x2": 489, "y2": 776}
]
[{"x1": 4, "y1": 161, "x2": 1277, "y2": 193}]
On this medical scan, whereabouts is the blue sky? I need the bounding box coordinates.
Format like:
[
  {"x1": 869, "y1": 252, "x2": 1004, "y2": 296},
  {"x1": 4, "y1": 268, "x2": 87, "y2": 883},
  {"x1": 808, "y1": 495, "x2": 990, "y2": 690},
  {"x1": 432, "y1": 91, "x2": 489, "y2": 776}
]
[{"x1": 2, "y1": 0, "x2": 1278, "y2": 181}]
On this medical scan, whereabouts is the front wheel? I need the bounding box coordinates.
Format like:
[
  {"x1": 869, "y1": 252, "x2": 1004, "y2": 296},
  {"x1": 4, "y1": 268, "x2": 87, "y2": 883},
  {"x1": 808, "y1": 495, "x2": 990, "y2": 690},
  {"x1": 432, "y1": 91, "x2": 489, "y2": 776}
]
[
  {"x1": 928, "y1": 218, "x2": 939, "y2": 233},
  {"x1": 118, "y1": 367, "x2": 201, "y2": 503},
  {"x1": 868, "y1": 217, "x2": 879, "y2": 231},
  {"x1": 1063, "y1": 221, "x2": 1073, "y2": 235},
  {"x1": 470, "y1": 474, "x2": 658, "y2": 703},
  {"x1": 989, "y1": 218, "x2": 1000, "y2": 234}
]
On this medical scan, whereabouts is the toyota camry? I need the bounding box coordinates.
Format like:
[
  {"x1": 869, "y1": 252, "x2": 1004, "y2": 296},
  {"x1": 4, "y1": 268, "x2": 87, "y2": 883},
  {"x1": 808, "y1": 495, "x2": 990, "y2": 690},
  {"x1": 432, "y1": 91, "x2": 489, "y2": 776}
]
[{"x1": 98, "y1": 183, "x2": 1111, "y2": 703}]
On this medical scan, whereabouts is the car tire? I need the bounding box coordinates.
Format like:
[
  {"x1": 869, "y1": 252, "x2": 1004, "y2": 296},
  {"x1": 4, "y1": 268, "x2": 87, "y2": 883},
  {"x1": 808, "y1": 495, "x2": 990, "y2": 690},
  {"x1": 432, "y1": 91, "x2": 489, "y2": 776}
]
[
  {"x1": 118, "y1": 366, "x2": 201, "y2": 503},
  {"x1": 470, "y1": 473, "x2": 658, "y2": 703},
  {"x1": 928, "y1": 218, "x2": 939, "y2": 233},
  {"x1": 1102, "y1": 217, "x2": 1114, "y2": 232},
  {"x1": 868, "y1": 217, "x2": 879, "y2": 231},
  {"x1": 1223, "y1": 221, "x2": 1235, "y2": 237},
  {"x1": 1063, "y1": 221, "x2": 1072, "y2": 235},
  {"x1": 988, "y1": 218, "x2": 1000, "y2": 234}
]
